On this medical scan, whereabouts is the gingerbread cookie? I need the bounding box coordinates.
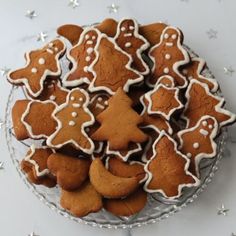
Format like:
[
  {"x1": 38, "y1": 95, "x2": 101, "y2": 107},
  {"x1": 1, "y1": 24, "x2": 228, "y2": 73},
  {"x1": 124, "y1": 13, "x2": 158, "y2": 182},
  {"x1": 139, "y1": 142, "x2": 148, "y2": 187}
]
[
  {"x1": 95, "y1": 18, "x2": 118, "y2": 37},
  {"x1": 91, "y1": 88, "x2": 147, "y2": 150},
  {"x1": 183, "y1": 79, "x2": 236, "y2": 128},
  {"x1": 57, "y1": 24, "x2": 83, "y2": 46},
  {"x1": 88, "y1": 32, "x2": 143, "y2": 94},
  {"x1": 182, "y1": 57, "x2": 219, "y2": 92},
  {"x1": 22, "y1": 100, "x2": 57, "y2": 139},
  {"x1": 47, "y1": 153, "x2": 91, "y2": 191},
  {"x1": 89, "y1": 158, "x2": 139, "y2": 198},
  {"x1": 47, "y1": 88, "x2": 95, "y2": 154},
  {"x1": 63, "y1": 28, "x2": 100, "y2": 87},
  {"x1": 177, "y1": 116, "x2": 218, "y2": 177},
  {"x1": 148, "y1": 26, "x2": 189, "y2": 88},
  {"x1": 8, "y1": 39, "x2": 66, "y2": 97},
  {"x1": 115, "y1": 18, "x2": 150, "y2": 75},
  {"x1": 60, "y1": 180, "x2": 102, "y2": 217},
  {"x1": 21, "y1": 145, "x2": 56, "y2": 187},
  {"x1": 12, "y1": 99, "x2": 30, "y2": 140},
  {"x1": 145, "y1": 84, "x2": 183, "y2": 120},
  {"x1": 106, "y1": 156, "x2": 146, "y2": 183},
  {"x1": 144, "y1": 131, "x2": 199, "y2": 199},
  {"x1": 104, "y1": 188, "x2": 147, "y2": 216}
]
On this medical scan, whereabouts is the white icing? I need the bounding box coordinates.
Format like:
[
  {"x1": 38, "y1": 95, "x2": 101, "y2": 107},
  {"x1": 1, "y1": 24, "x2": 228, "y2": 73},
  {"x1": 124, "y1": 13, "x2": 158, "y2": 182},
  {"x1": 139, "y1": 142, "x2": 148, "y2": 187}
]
[
  {"x1": 69, "y1": 120, "x2": 75, "y2": 126},
  {"x1": 49, "y1": 95, "x2": 56, "y2": 101},
  {"x1": 200, "y1": 129, "x2": 209, "y2": 136},
  {"x1": 97, "y1": 97, "x2": 102, "y2": 102},
  {"x1": 86, "y1": 40, "x2": 93, "y2": 45},
  {"x1": 172, "y1": 34, "x2": 177, "y2": 39},
  {"x1": 85, "y1": 56, "x2": 91, "y2": 62},
  {"x1": 164, "y1": 33, "x2": 169, "y2": 39},
  {"x1": 71, "y1": 112, "x2": 77, "y2": 117},
  {"x1": 121, "y1": 26, "x2": 126, "y2": 31},
  {"x1": 164, "y1": 67, "x2": 169, "y2": 74},
  {"x1": 85, "y1": 34, "x2": 90, "y2": 40},
  {"x1": 124, "y1": 33, "x2": 132, "y2": 37},
  {"x1": 79, "y1": 97, "x2": 83, "y2": 101},
  {"x1": 85, "y1": 127, "x2": 90, "y2": 132},
  {"x1": 46, "y1": 48, "x2": 54, "y2": 54},
  {"x1": 125, "y1": 42, "x2": 132, "y2": 48},
  {"x1": 92, "y1": 36, "x2": 96, "y2": 40},
  {"x1": 182, "y1": 69, "x2": 188, "y2": 75},
  {"x1": 104, "y1": 100, "x2": 108, "y2": 106},
  {"x1": 187, "y1": 153, "x2": 192, "y2": 158},
  {"x1": 72, "y1": 103, "x2": 81, "y2": 108},
  {"x1": 209, "y1": 124, "x2": 213, "y2": 129},
  {"x1": 83, "y1": 66, "x2": 89, "y2": 73},
  {"x1": 86, "y1": 47, "x2": 94, "y2": 54},
  {"x1": 202, "y1": 121, "x2": 208, "y2": 126},
  {"x1": 193, "y1": 142, "x2": 200, "y2": 149},
  {"x1": 31, "y1": 67, "x2": 37, "y2": 73},
  {"x1": 166, "y1": 42, "x2": 173, "y2": 47},
  {"x1": 55, "y1": 47, "x2": 58, "y2": 52},
  {"x1": 49, "y1": 43, "x2": 53, "y2": 47},
  {"x1": 38, "y1": 58, "x2": 45, "y2": 65},
  {"x1": 70, "y1": 96, "x2": 75, "y2": 101},
  {"x1": 95, "y1": 103, "x2": 105, "y2": 110},
  {"x1": 129, "y1": 26, "x2": 135, "y2": 30},
  {"x1": 165, "y1": 54, "x2": 171, "y2": 60}
]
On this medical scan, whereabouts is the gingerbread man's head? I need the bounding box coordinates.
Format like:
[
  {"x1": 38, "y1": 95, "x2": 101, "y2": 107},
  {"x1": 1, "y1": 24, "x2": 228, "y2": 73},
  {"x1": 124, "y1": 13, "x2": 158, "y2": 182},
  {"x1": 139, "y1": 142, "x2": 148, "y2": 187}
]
[
  {"x1": 89, "y1": 94, "x2": 110, "y2": 116},
  {"x1": 68, "y1": 89, "x2": 88, "y2": 107},
  {"x1": 82, "y1": 29, "x2": 99, "y2": 48},
  {"x1": 199, "y1": 117, "x2": 218, "y2": 136},
  {"x1": 46, "y1": 39, "x2": 65, "y2": 55},
  {"x1": 162, "y1": 27, "x2": 182, "y2": 47},
  {"x1": 119, "y1": 19, "x2": 136, "y2": 37}
]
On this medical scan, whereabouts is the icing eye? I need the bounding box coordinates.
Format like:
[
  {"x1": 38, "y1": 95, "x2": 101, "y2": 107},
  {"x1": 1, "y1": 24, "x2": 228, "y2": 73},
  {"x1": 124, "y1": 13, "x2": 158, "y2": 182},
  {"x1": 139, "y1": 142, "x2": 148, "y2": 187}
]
[
  {"x1": 92, "y1": 36, "x2": 96, "y2": 40},
  {"x1": 104, "y1": 101, "x2": 108, "y2": 106},
  {"x1": 171, "y1": 34, "x2": 177, "y2": 39},
  {"x1": 79, "y1": 97, "x2": 83, "y2": 102},
  {"x1": 129, "y1": 26, "x2": 135, "y2": 30},
  {"x1": 121, "y1": 26, "x2": 126, "y2": 32},
  {"x1": 164, "y1": 33, "x2": 169, "y2": 39},
  {"x1": 97, "y1": 97, "x2": 102, "y2": 102},
  {"x1": 85, "y1": 34, "x2": 90, "y2": 40},
  {"x1": 70, "y1": 96, "x2": 75, "y2": 101}
]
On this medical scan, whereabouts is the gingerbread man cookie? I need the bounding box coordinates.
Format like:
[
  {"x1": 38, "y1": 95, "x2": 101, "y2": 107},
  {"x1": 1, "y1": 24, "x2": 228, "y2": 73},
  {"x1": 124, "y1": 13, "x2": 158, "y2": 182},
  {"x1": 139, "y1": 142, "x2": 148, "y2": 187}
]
[
  {"x1": 63, "y1": 28, "x2": 100, "y2": 87},
  {"x1": 144, "y1": 131, "x2": 199, "y2": 199},
  {"x1": 148, "y1": 26, "x2": 189, "y2": 88},
  {"x1": 182, "y1": 57, "x2": 219, "y2": 93},
  {"x1": 183, "y1": 79, "x2": 236, "y2": 128},
  {"x1": 88, "y1": 32, "x2": 143, "y2": 95},
  {"x1": 115, "y1": 18, "x2": 150, "y2": 75},
  {"x1": 178, "y1": 116, "x2": 218, "y2": 177},
  {"x1": 47, "y1": 88, "x2": 95, "y2": 154},
  {"x1": 8, "y1": 39, "x2": 66, "y2": 97}
]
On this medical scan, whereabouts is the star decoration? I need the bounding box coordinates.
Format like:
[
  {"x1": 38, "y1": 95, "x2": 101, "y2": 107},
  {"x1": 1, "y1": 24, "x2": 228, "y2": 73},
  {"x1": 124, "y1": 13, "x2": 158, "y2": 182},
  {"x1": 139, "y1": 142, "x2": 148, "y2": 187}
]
[
  {"x1": 217, "y1": 204, "x2": 229, "y2": 216},
  {"x1": 206, "y1": 29, "x2": 218, "y2": 39},
  {"x1": 0, "y1": 162, "x2": 4, "y2": 170},
  {"x1": 68, "y1": 0, "x2": 80, "y2": 9},
  {"x1": 223, "y1": 66, "x2": 235, "y2": 76},
  {"x1": 107, "y1": 3, "x2": 119, "y2": 13},
  {"x1": 25, "y1": 10, "x2": 37, "y2": 19},
  {"x1": 28, "y1": 233, "x2": 39, "y2": 236},
  {"x1": 37, "y1": 32, "x2": 48, "y2": 42},
  {"x1": 0, "y1": 67, "x2": 10, "y2": 76}
]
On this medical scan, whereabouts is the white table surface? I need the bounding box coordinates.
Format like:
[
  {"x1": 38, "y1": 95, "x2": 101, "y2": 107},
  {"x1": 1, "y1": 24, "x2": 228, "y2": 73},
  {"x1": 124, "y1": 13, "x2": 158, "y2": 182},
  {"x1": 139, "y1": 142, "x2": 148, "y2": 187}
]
[{"x1": 0, "y1": 0, "x2": 236, "y2": 235}]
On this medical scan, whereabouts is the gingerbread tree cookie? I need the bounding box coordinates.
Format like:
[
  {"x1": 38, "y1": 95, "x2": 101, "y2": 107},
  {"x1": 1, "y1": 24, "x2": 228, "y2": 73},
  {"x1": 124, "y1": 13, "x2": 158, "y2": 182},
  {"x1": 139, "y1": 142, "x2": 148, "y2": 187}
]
[
  {"x1": 177, "y1": 116, "x2": 218, "y2": 177},
  {"x1": 148, "y1": 26, "x2": 189, "y2": 88},
  {"x1": 183, "y1": 79, "x2": 236, "y2": 128},
  {"x1": 182, "y1": 57, "x2": 219, "y2": 93},
  {"x1": 47, "y1": 88, "x2": 95, "y2": 154},
  {"x1": 144, "y1": 131, "x2": 199, "y2": 199},
  {"x1": 63, "y1": 28, "x2": 100, "y2": 87},
  {"x1": 114, "y1": 18, "x2": 150, "y2": 75},
  {"x1": 91, "y1": 88, "x2": 147, "y2": 150},
  {"x1": 8, "y1": 39, "x2": 66, "y2": 97},
  {"x1": 88, "y1": 33, "x2": 143, "y2": 95}
]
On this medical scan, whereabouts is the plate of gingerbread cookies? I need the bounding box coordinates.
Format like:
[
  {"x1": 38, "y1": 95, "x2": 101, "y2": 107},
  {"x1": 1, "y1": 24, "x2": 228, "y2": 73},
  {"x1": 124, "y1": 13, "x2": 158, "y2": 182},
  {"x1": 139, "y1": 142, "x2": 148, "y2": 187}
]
[{"x1": 5, "y1": 18, "x2": 236, "y2": 228}]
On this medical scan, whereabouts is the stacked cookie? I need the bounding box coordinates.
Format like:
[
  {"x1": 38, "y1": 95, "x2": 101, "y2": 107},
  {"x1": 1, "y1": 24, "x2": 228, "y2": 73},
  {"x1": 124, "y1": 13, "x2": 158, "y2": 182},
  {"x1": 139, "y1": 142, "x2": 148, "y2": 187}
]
[{"x1": 8, "y1": 18, "x2": 235, "y2": 217}]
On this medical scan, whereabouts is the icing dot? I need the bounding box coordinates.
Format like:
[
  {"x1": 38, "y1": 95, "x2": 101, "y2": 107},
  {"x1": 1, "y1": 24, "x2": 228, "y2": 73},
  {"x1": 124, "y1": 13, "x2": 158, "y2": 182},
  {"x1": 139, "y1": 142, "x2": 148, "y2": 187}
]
[
  {"x1": 49, "y1": 43, "x2": 53, "y2": 47},
  {"x1": 202, "y1": 121, "x2": 208, "y2": 126},
  {"x1": 125, "y1": 42, "x2": 132, "y2": 48},
  {"x1": 83, "y1": 66, "x2": 89, "y2": 73},
  {"x1": 97, "y1": 97, "x2": 102, "y2": 102},
  {"x1": 193, "y1": 142, "x2": 200, "y2": 149},
  {"x1": 85, "y1": 56, "x2": 91, "y2": 62},
  {"x1": 86, "y1": 47, "x2": 94, "y2": 54},
  {"x1": 72, "y1": 112, "x2": 77, "y2": 117},
  {"x1": 85, "y1": 35, "x2": 90, "y2": 40},
  {"x1": 86, "y1": 40, "x2": 93, "y2": 45},
  {"x1": 171, "y1": 34, "x2": 177, "y2": 39},
  {"x1": 38, "y1": 58, "x2": 45, "y2": 65},
  {"x1": 85, "y1": 127, "x2": 90, "y2": 132},
  {"x1": 164, "y1": 67, "x2": 169, "y2": 74},
  {"x1": 129, "y1": 26, "x2": 135, "y2": 30},
  {"x1": 182, "y1": 69, "x2": 188, "y2": 75},
  {"x1": 49, "y1": 95, "x2": 56, "y2": 101},
  {"x1": 165, "y1": 54, "x2": 171, "y2": 60},
  {"x1": 187, "y1": 153, "x2": 192, "y2": 158},
  {"x1": 31, "y1": 67, "x2": 37, "y2": 73},
  {"x1": 70, "y1": 96, "x2": 75, "y2": 101},
  {"x1": 164, "y1": 33, "x2": 169, "y2": 39},
  {"x1": 55, "y1": 47, "x2": 58, "y2": 52},
  {"x1": 92, "y1": 36, "x2": 96, "y2": 40},
  {"x1": 121, "y1": 26, "x2": 126, "y2": 31},
  {"x1": 104, "y1": 100, "x2": 108, "y2": 106},
  {"x1": 69, "y1": 121, "x2": 75, "y2": 126},
  {"x1": 209, "y1": 124, "x2": 213, "y2": 129},
  {"x1": 166, "y1": 42, "x2": 173, "y2": 47},
  {"x1": 200, "y1": 129, "x2": 209, "y2": 136},
  {"x1": 79, "y1": 97, "x2": 83, "y2": 102},
  {"x1": 188, "y1": 76, "x2": 193, "y2": 80}
]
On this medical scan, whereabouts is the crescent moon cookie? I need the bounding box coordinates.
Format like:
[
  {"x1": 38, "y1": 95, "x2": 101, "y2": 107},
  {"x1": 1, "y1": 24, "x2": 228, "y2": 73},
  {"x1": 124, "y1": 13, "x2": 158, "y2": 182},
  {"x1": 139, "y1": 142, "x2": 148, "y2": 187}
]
[
  {"x1": 181, "y1": 57, "x2": 219, "y2": 93},
  {"x1": 8, "y1": 39, "x2": 66, "y2": 97},
  {"x1": 148, "y1": 26, "x2": 190, "y2": 88},
  {"x1": 21, "y1": 100, "x2": 58, "y2": 139},
  {"x1": 95, "y1": 18, "x2": 118, "y2": 37},
  {"x1": 88, "y1": 31, "x2": 144, "y2": 95},
  {"x1": 21, "y1": 145, "x2": 56, "y2": 188},
  {"x1": 89, "y1": 158, "x2": 139, "y2": 198},
  {"x1": 183, "y1": 79, "x2": 236, "y2": 128},
  {"x1": 145, "y1": 84, "x2": 184, "y2": 120},
  {"x1": 47, "y1": 153, "x2": 91, "y2": 191},
  {"x1": 63, "y1": 28, "x2": 100, "y2": 87},
  {"x1": 144, "y1": 131, "x2": 200, "y2": 199},
  {"x1": 47, "y1": 88, "x2": 95, "y2": 154},
  {"x1": 114, "y1": 18, "x2": 150, "y2": 75},
  {"x1": 91, "y1": 88, "x2": 148, "y2": 151},
  {"x1": 177, "y1": 116, "x2": 218, "y2": 177}
]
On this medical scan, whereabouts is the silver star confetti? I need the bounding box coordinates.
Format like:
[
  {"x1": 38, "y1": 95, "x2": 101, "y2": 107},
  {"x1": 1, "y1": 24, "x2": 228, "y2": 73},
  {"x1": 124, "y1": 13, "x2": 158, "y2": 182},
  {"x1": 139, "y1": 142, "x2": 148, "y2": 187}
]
[
  {"x1": 217, "y1": 204, "x2": 229, "y2": 216},
  {"x1": 28, "y1": 232, "x2": 39, "y2": 236},
  {"x1": 68, "y1": 0, "x2": 79, "y2": 9},
  {"x1": 0, "y1": 162, "x2": 4, "y2": 170},
  {"x1": 37, "y1": 32, "x2": 48, "y2": 42},
  {"x1": 25, "y1": 10, "x2": 37, "y2": 19},
  {"x1": 107, "y1": 3, "x2": 119, "y2": 13},
  {"x1": 223, "y1": 66, "x2": 235, "y2": 76},
  {"x1": 0, "y1": 67, "x2": 10, "y2": 76},
  {"x1": 206, "y1": 29, "x2": 218, "y2": 39}
]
